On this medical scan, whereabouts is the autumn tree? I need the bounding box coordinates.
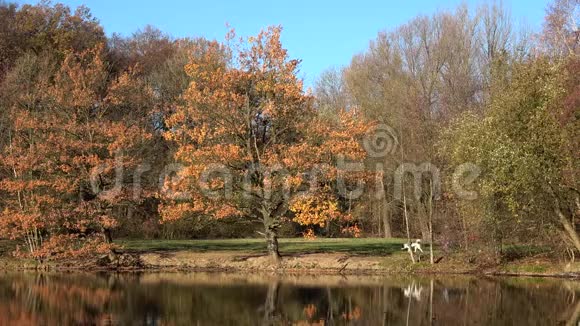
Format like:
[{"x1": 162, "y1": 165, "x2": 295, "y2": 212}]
[
  {"x1": 0, "y1": 1, "x2": 105, "y2": 79},
  {"x1": 162, "y1": 26, "x2": 369, "y2": 260},
  {"x1": 340, "y1": 3, "x2": 523, "y2": 257},
  {"x1": 442, "y1": 57, "x2": 580, "y2": 255},
  {"x1": 0, "y1": 1, "x2": 107, "y2": 211},
  {"x1": 0, "y1": 41, "x2": 150, "y2": 259},
  {"x1": 105, "y1": 26, "x2": 241, "y2": 239},
  {"x1": 314, "y1": 66, "x2": 351, "y2": 112},
  {"x1": 540, "y1": 0, "x2": 579, "y2": 57}
]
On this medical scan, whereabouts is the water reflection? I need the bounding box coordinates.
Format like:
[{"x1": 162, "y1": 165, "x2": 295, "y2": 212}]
[{"x1": 0, "y1": 272, "x2": 578, "y2": 325}]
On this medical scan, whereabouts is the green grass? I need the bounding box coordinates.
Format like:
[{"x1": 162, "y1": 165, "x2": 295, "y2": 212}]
[
  {"x1": 503, "y1": 263, "x2": 549, "y2": 274},
  {"x1": 118, "y1": 237, "x2": 409, "y2": 256}
]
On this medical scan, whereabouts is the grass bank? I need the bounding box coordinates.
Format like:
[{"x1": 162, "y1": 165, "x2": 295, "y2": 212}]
[
  {"x1": 119, "y1": 237, "x2": 408, "y2": 255},
  {"x1": 2, "y1": 238, "x2": 580, "y2": 278}
]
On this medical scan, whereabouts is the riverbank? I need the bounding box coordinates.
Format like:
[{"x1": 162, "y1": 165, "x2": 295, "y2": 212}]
[{"x1": 1, "y1": 238, "x2": 580, "y2": 278}]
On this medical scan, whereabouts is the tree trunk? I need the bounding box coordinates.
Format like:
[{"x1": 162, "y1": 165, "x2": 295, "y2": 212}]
[
  {"x1": 383, "y1": 199, "x2": 393, "y2": 238},
  {"x1": 550, "y1": 187, "x2": 580, "y2": 253},
  {"x1": 429, "y1": 278, "x2": 434, "y2": 325},
  {"x1": 103, "y1": 229, "x2": 113, "y2": 243},
  {"x1": 417, "y1": 204, "x2": 430, "y2": 242},
  {"x1": 429, "y1": 179, "x2": 434, "y2": 265},
  {"x1": 556, "y1": 206, "x2": 580, "y2": 252},
  {"x1": 403, "y1": 193, "x2": 415, "y2": 263},
  {"x1": 461, "y1": 205, "x2": 469, "y2": 250},
  {"x1": 398, "y1": 106, "x2": 414, "y2": 263},
  {"x1": 374, "y1": 197, "x2": 382, "y2": 237},
  {"x1": 261, "y1": 207, "x2": 282, "y2": 262},
  {"x1": 429, "y1": 221, "x2": 434, "y2": 264},
  {"x1": 265, "y1": 228, "x2": 281, "y2": 262}
]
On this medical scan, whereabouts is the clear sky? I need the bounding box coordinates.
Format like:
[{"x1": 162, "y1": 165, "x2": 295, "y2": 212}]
[{"x1": 17, "y1": 0, "x2": 550, "y2": 87}]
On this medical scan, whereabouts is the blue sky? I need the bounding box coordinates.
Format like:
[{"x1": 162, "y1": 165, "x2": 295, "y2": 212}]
[{"x1": 18, "y1": 0, "x2": 550, "y2": 87}]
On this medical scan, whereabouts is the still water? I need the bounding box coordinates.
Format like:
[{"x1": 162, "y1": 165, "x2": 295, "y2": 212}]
[{"x1": 0, "y1": 272, "x2": 578, "y2": 325}]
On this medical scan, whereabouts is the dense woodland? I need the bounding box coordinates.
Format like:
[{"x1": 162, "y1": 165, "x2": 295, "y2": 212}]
[{"x1": 0, "y1": 1, "x2": 578, "y2": 262}]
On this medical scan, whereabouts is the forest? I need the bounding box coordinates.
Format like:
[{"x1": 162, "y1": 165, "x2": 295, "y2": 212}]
[{"x1": 0, "y1": 0, "x2": 578, "y2": 266}]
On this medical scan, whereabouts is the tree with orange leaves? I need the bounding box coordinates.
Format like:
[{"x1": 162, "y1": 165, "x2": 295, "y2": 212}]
[
  {"x1": 162, "y1": 26, "x2": 370, "y2": 260},
  {"x1": 0, "y1": 44, "x2": 149, "y2": 260}
]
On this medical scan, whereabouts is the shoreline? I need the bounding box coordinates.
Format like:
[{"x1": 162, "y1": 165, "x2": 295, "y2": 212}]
[{"x1": 2, "y1": 250, "x2": 580, "y2": 279}]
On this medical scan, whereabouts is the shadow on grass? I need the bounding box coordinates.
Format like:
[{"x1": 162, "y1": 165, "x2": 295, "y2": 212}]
[
  {"x1": 281, "y1": 241, "x2": 404, "y2": 256},
  {"x1": 120, "y1": 239, "x2": 267, "y2": 253},
  {"x1": 120, "y1": 238, "x2": 407, "y2": 256}
]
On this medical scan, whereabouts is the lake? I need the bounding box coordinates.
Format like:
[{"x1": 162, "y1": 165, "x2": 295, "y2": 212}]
[{"x1": 0, "y1": 272, "x2": 578, "y2": 325}]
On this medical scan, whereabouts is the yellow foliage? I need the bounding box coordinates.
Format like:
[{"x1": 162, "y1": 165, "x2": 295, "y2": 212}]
[{"x1": 290, "y1": 194, "x2": 341, "y2": 227}]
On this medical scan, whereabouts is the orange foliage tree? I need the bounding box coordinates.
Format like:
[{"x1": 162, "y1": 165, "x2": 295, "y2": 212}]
[
  {"x1": 161, "y1": 26, "x2": 371, "y2": 260},
  {"x1": 0, "y1": 44, "x2": 148, "y2": 260}
]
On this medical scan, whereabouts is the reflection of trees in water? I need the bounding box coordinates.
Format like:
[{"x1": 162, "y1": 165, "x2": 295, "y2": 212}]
[
  {"x1": 0, "y1": 273, "x2": 120, "y2": 325},
  {"x1": 0, "y1": 274, "x2": 579, "y2": 325},
  {"x1": 262, "y1": 281, "x2": 280, "y2": 325}
]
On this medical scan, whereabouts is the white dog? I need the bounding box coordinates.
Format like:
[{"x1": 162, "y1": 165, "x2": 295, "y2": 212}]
[{"x1": 402, "y1": 239, "x2": 423, "y2": 253}]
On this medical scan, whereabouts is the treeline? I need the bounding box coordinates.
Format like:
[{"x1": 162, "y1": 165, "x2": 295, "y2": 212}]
[
  {"x1": 315, "y1": 0, "x2": 579, "y2": 261},
  {"x1": 0, "y1": 3, "x2": 210, "y2": 257},
  {"x1": 0, "y1": 1, "x2": 578, "y2": 261}
]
